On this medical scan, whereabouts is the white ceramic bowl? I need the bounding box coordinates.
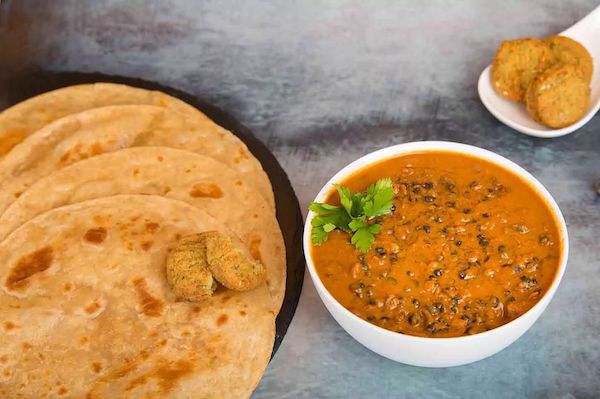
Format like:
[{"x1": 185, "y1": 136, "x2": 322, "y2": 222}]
[{"x1": 303, "y1": 141, "x2": 569, "y2": 368}]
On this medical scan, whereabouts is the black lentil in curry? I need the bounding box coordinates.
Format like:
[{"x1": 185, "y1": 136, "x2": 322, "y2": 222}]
[{"x1": 311, "y1": 152, "x2": 562, "y2": 338}]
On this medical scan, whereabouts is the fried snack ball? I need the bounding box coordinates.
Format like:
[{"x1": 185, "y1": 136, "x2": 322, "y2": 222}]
[
  {"x1": 525, "y1": 81, "x2": 543, "y2": 123},
  {"x1": 545, "y1": 35, "x2": 593, "y2": 83},
  {"x1": 492, "y1": 38, "x2": 552, "y2": 102},
  {"x1": 200, "y1": 231, "x2": 266, "y2": 291},
  {"x1": 525, "y1": 63, "x2": 590, "y2": 128},
  {"x1": 166, "y1": 235, "x2": 216, "y2": 302}
]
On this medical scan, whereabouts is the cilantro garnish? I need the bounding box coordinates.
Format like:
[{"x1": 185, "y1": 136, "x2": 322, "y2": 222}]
[{"x1": 310, "y1": 178, "x2": 394, "y2": 253}]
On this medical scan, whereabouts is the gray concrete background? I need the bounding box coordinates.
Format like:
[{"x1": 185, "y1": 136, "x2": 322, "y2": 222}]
[{"x1": 1, "y1": 1, "x2": 599, "y2": 398}]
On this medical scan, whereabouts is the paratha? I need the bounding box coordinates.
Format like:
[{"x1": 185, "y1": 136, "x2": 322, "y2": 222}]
[
  {"x1": 0, "y1": 104, "x2": 274, "y2": 212},
  {"x1": 0, "y1": 195, "x2": 275, "y2": 399},
  {"x1": 0, "y1": 82, "x2": 203, "y2": 157},
  {"x1": 0, "y1": 147, "x2": 285, "y2": 310}
]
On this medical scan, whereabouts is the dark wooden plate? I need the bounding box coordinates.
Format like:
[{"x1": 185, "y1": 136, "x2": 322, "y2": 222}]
[{"x1": 0, "y1": 71, "x2": 305, "y2": 357}]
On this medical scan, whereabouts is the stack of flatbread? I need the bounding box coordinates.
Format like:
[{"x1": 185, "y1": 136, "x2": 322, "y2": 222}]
[{"x1": 0, "y1": 84, "x2": 286, "y2": 398}]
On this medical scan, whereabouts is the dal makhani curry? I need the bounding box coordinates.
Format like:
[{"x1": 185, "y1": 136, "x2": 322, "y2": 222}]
[{"x1": 310, "y1": 151, "x2": 561, "y2": 338}]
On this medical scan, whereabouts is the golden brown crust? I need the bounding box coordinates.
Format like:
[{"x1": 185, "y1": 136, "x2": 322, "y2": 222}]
[
  {"x1": 526, "y1": 63, "x2": 590, "y2": 128},
  {"x1": 166, "y1": 236, "x2": 217, "y2": 301},
  {"x1": 201, "y1": 231, "x2": 266, "y2": 291},
  {"x1": 492, "y1": 38, "x2": 552, "y2": 102},
  {"x1": 167, "y1": 232, "x2": 266, "y2": 298},
  {"x1": 544, "y1": 35, "x2": 594, "y2": 83},
  {"x1": 525, "y1": 80, "x2": 542, "y2": 123}
]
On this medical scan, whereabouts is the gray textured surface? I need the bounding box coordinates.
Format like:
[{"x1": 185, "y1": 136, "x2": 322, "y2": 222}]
[{"x1": 1, "y1": 1, "x2": 599, "y2": 398}]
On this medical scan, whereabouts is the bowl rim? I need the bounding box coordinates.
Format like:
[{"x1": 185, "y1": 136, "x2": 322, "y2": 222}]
[{"x1": 303, "y1": 140, "x2": 569, "y2": 342}]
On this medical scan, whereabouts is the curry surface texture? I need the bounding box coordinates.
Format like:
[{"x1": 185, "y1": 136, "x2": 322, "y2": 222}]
[{"x1": 311, "y1": 151, "x2": 561, "y2": 338}]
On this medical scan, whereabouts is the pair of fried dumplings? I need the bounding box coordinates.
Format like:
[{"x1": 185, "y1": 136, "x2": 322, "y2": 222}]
[
  {"x1": 492, "y1": 36, "x2": 593, "y2": 128},
  {"x1": 166, "y1": 231, "x2": 266, "y2": 302}
]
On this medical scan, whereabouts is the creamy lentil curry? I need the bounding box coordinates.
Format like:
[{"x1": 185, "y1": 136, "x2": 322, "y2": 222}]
[{"x1": 311, "y1": 151, "x2": 561, "y2": 338}]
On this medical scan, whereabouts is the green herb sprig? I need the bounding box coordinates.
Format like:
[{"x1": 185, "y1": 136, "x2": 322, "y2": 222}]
[{"x1": 310, "y1": 178, "x2": 395, "y2": 253}]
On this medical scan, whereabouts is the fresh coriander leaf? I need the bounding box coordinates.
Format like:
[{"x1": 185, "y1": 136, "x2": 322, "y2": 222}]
[
  {"x1": 333, "y1": 184, "x2": 356, "y2": 216},
  {"x1": 323, "y1": 223, "x2": 336, "y2": 232},
  {"x1": 363, "y1": 178, "x2": 394, "y2": 218},
  {"x1": 351, "y1": 223, "x2": 381, "y2": 253},
  {"x1": 311, "y1": 213, "x2": 349, "y2": 232},
  {"x1": 311, "y1": 224, "x2": 329, "y2": 245},
  {"x1": 348, "y1": 217, "x2": 367, "y2": 232},
  {"x1": 368, "y1": 223, "x2": 382, "y2": 234},
  {"x1": 309, "y1": 202, "x2": 341, "y2": 213},
  {"x1": 310, "y1": 178, "x2": 392, "y2": 251},
  {"x1": 310, "y1": 203, "x2": 351, "y2": 233}
]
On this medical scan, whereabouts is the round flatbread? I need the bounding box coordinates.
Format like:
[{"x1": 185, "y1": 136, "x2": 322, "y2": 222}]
[
  {"x1": 545, "y1": 35, "x2": 594, "y2": 83},
  {"x1": 0, "y1": 147, "x2": 285, "y2": 310},
  {"x1": 492, "y1": 38, "x2": 552, "y2": 102},
  {"x1": 0, "y1": 105, "x2": 275, "y2": 220},
  {"x1": 0, "y1": 195, "x2": 275, "y2": 399},
  {"x1": 525, "y1": 63, "x2": 590, "y2": 128},
  {"x1": 0, "y1": 83, "x2": 202, "y2": 158}
]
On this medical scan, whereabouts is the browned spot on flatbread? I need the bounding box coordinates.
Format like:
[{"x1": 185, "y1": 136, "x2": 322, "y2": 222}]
[
  {"x1": 80, "y1": 336, "x2": 89, "y2": 345},
  {"x1": 0, "y1": 355, "x2": 7, "y2": 364},
  {"x1": 141, "y1": 241, "x2": 153, "y2": 251},
  {"x1": 3, "y1": 369, "x2": 10, "y2": 377},
  {"x1": 57, "y1": 387, "x2": 67, "y2": 395},
  {"x1": 157, "y1": 156, "x2": 164, "y2": 162},
  {"x1": 13, "y1": 192, "x2": 22, "y2": 199},
  {"x1": 249, "y1": 236, "x2": 263, "y2": 264},
  {"x1": 22, "y1": 342, "x2": 32, "y2": 350},
  {"x1": 221, "y1": 295, "x2": 231, "y2": 303},
  {"x1": 115, "y1": 363, "x2": 138, "y2": 379},
  {"x1": 92, "y1": 362, "x2": 102, "y2": 373},
  {"x1": 155, "y1": 360, "x2": 193, "y2": 393},
  {"x1": 140, "y1": 349, "x2": 150, "y2": 361},
  {"x1": 5, "y1": 247, "x2": 54, "y2": 290},
  {"x1": 125, "y1": 360, "x2": 193, "y2": 394},
  {"x1": 145, "y1": 222, "x2": 160, "y2": 234},
  {"x1": 131, "y1": 130, "x2": 155, "y2": 146},
  {"x1": 239, "y1": 310, "x2": 247, "y2": 316},
  {"x1": 125, "y1": 375, "x2": 148, "y2": 391},
  {"x1": 234, "y1": 180, "x2": 243, "y2": 187},
  {"x1": 163, "y1": 186, "x2": 171, "y2": 194},
  {"x1": 85, "y1": 302, "x2": 100, "y2": 314},
  {"x1": 132, "y1": 168, "x2": 140, "y2": 177},
  {"x1": 63, "y1": 282, "x2": 73, "y2": 292},
  {"x1": 216, "y1": 314, "x2": 228, "y2": 327},
  {"x1": 133, "y1": 278, "x2": 164, "y2": 317},
  {"x1": 234, "y1": 147, "x2": 250, "y2": 164},
  {"x1": 59, "y1": 143, "x2": 84, "y2": 164},
  {"x1": 90, "y1": 143, "x2": 103, "y2": 156},
  {"x1": 84, "y1": 227, "x2": 107, "y2": 244},
  {"x1": 189, "y1": 183, "x2": 224, "y2": 198},
  {"x1": 0, "y1": 128, "x2": 27, "y2": 156},
  {"x1": 3, "y1": 322, "x2": 15, "y2": 331}
]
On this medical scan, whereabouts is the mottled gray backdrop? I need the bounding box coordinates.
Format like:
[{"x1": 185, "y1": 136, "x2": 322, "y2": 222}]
[{"x1": 1, "y1": 1, "x2": 599, "y2": 398}]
